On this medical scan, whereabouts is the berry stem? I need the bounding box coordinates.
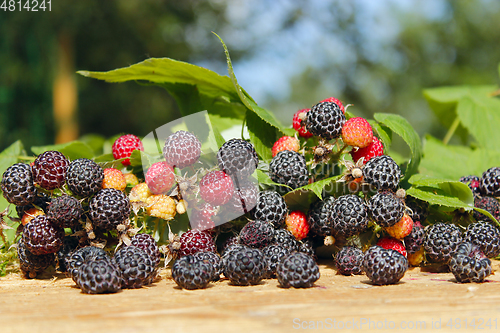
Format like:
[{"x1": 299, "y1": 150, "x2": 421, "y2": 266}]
[
  {"x1": 241, "y1": 117, "x2": 247, "y2": 140},
  {"x1": 442, "y1": 116, "x2": 460, "y2": 145},
  {"x1": 16, "y1": 155, "x2": 36, "y2": 162},
  {"x1": 153, "y1": 218, "x2": 161, "y2": 242},
  {"x1": 0, "y1": 230, "x2": 8, "y2": 248},
  {"x1": 367, "y1": 224, "x2": 383, "y2": 248},
  {"x1": 330, "y1": 142, "x2": 349, "y2": 164}
]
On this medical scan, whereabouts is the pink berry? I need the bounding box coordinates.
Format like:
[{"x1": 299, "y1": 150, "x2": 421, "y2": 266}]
[
  {"x1": 190, "y1": 203, "x2": 217, "y2": 232},
  {"x1": 199, "y1": 170, "x2": 234, "y2": 206},
  {"x1": 145, "y1": 162, "x2": 176, "y2": 195},
  {"x1": 285, "y1": 211, "x2": 309, "y2": 240}
]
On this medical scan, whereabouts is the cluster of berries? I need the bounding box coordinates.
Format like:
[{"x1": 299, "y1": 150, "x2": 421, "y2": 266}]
[
  {"x1": 65, "y1": 233, "x2": 161, "y2": 294},
  {"x1": 3, "y1": 96, "x2": 500, "y2": 292},
  {"x1": 460, "y1": 168, "x2": 500, "y2": 223},
  {"x1": 266, "y1": 97, "x2": 500, "y2": 285},
  {"x1": 0, "y1": 136, "x2": 164, "y2": 290},
  {"x1": 169, "y1": 221, "x2": 319, "y2": 289}
]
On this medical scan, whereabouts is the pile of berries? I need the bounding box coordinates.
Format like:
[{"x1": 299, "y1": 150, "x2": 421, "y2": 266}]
[
  {"x1": 0, "y1": 135, "x2": 164, "y2": 293},
  {"x1": 2, "y1": 96, "x2": 500, "y2": 295}
]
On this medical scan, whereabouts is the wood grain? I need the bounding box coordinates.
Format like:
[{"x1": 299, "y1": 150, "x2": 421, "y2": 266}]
[{"x1": 1, "y1": 260, "x2": 499, "y2": 333}]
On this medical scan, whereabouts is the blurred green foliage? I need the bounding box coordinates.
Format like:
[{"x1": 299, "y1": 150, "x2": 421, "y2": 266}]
[
  {"x1": 1, "y1": 0, "x2": 500, "y2": 155},
  {"x1": 0, "y1": 0, "x2": 230, "y2": 151}
]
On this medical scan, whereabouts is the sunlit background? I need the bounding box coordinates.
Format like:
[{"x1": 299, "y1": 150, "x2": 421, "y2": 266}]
[{"x1": 1, "y1": 0, "x2": 500, "y2": 155}]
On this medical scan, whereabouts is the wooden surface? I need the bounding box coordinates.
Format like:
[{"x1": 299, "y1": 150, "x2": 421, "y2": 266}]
[{"x1": 1, "y1": 260, "x2": 500, "y2": 333}]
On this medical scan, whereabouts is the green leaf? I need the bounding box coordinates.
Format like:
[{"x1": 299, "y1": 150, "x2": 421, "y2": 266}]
[
  {"x1": 79, "y1": 134, "x2": 106, "y2": 155},
  {"x1": 78, "y1": 58, "x2": 238, "y2": 101},
  {"x1": 255, "y1": 169, "x2": 288, "y2": 189},
  {"x1": 285, "y1": 175, "x2": 342, "y2": 200},
  {"x1": 368, "y1": 120, "x2": 392, "y2": 150},
  {"x1": 456, "y1": 94, "x2": 500, "y2": 151},
  {"x1": 129, "y1": 150, "x2": 158, "y2": 170},
  {"x1": 374, "y1": 113, "x2": 422, "y2": 180},
  {"x1": 473, "y1": 208, "x2": 500, "y2": 227},
  {"x1": 423, "y1": 85, "x2": 496, "y2": 143},
  {"x1": 420, "y1": 135, "x2": 500, "y2": 179},
  {"x1": 207, "y1": 115, "x2": 226, "y2": 148},
  {"x1": 284, "y1": 190, "x2": 315, "y2": 212},
  {"x1": 407, "y1": 186, "x2": 473, "y2": 209},
  {"x1": 408, "y1": 177, "x2": 474, "y2": 208},
  {"x1": 0, "y1": 140, "x2": 24, "y2": 175},
  {"x1": 246, "y1": 110, "x2": 275, "y2": 161},
  {"x1": 79, "y1": 57, "x2": 245, "y2": 133},
  {"x1": 31, "y1": 141, "x2": 94, "y2": 160},
  {"x1": 214, "y1": 33, "x2": 287, "y2": 135},
  {"x1": 94, "y1": 153, "x2": 127, "y2": 169}
]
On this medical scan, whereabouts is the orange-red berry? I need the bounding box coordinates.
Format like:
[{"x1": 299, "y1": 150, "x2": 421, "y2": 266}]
[
  {"x1": 341, "y1": 117, "x2": 373, "y2": 148},
  {"x1": 285, "y1": 211, "x2": 309, "y2": 240},
  {"x1": 385, "y1": 214, "x2": 414, "y2": 239},
  {"x1": 272, "y1": 136, "x2": 300, "y2": 157}
]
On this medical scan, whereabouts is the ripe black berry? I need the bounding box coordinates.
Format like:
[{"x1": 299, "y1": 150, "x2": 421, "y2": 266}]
[
  {"x1": 369, "y1": 191, "x2": 404, "y2": 227},
  {"x1": 335, "y1": 246, "x2": 364, "y2": 275},
  {"x1": 76, "y1": 259, "x2": 122, "y2": 294},
  {"x1": 269, "y1": 150, "x2": 309, "y2": 190},
  {"x1": 46, "y1": 195, "x2": 83, "y2": 228},
  {"x1": 404, "y1": 221, "x2": 425, "y2": 255},
  {"x1": 332, "y1": 194, "x2": 369, "y2": 238},
  {"x1": 273, "y1": 229, "x2": 300, "y2": 252},
  {"x1": 276, "y1": 252, "x2": 320, "y2": 288},
  {"x1": 262, "y1": 244, "x2": 289, "y2": 278},
  {"x1": 423, "y1": 222, "x2": 462, "y2": 263},
  {"x1": 130, "y1": 233, "x2": 161, "y2": 268},
  {"x1": 17, "y1": 240, "x2": 55, "y2": 278},
  {"x1": 480, "y1": 167, "x2": 500, "y2": 196},
  {"x1": 363, "y1": 155, "x2": 401, "y2": 191},
  {"x1": 171, "y1": 255, "x2": 214, "y2": 290},
  {"x1": 89, "y1": 188, "x2": 130, "y2": 230},
  {"x1": 67, "y1": 246, "x2": 110, "y2": 283},
  {"x1": 363, "y1": 246, "x2": 408, "y2": 285},
  {"x1": 114, "y1": 246, "x2": 156, "y2": 288},
  {"x1": 22, "y1": 215, "x2": 64, "y2": 255},
  {"x1": 463, "y1": 222, "x2": 500, "y2": 258},
  {"x1": 253, "y1": 190, "x2": 288, "y2": 228},
  {"x1": 194, "y1": 251, "x2": 222, "y2": 281},
  {"x1": 217, "y1": 139, "x2": 258, "y2": 180},
  {"x1": 66, "y1": 158, "x2": 104, "y2": 197},
  {"x1": 449, "y1": 242, "x2": 492, "y2": 283},
  {"x1": 1, "y1": 163, "x2": 37, "y2": 206},
  {"x1": 307, "y1": 196, "x2": 335, "y2": 237},
  {"x1": 239, "y1": 220, "x2": 275, "y2": 249},
  {"x1": 306, "y1": 101, "x2": 346, "y2": 140},
  {"x1": 224, "y1": 181, "x2": 258, "y2": 216},
  {"x1": 222, "y1": 245, "x2": 266, "y2": 286}
]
